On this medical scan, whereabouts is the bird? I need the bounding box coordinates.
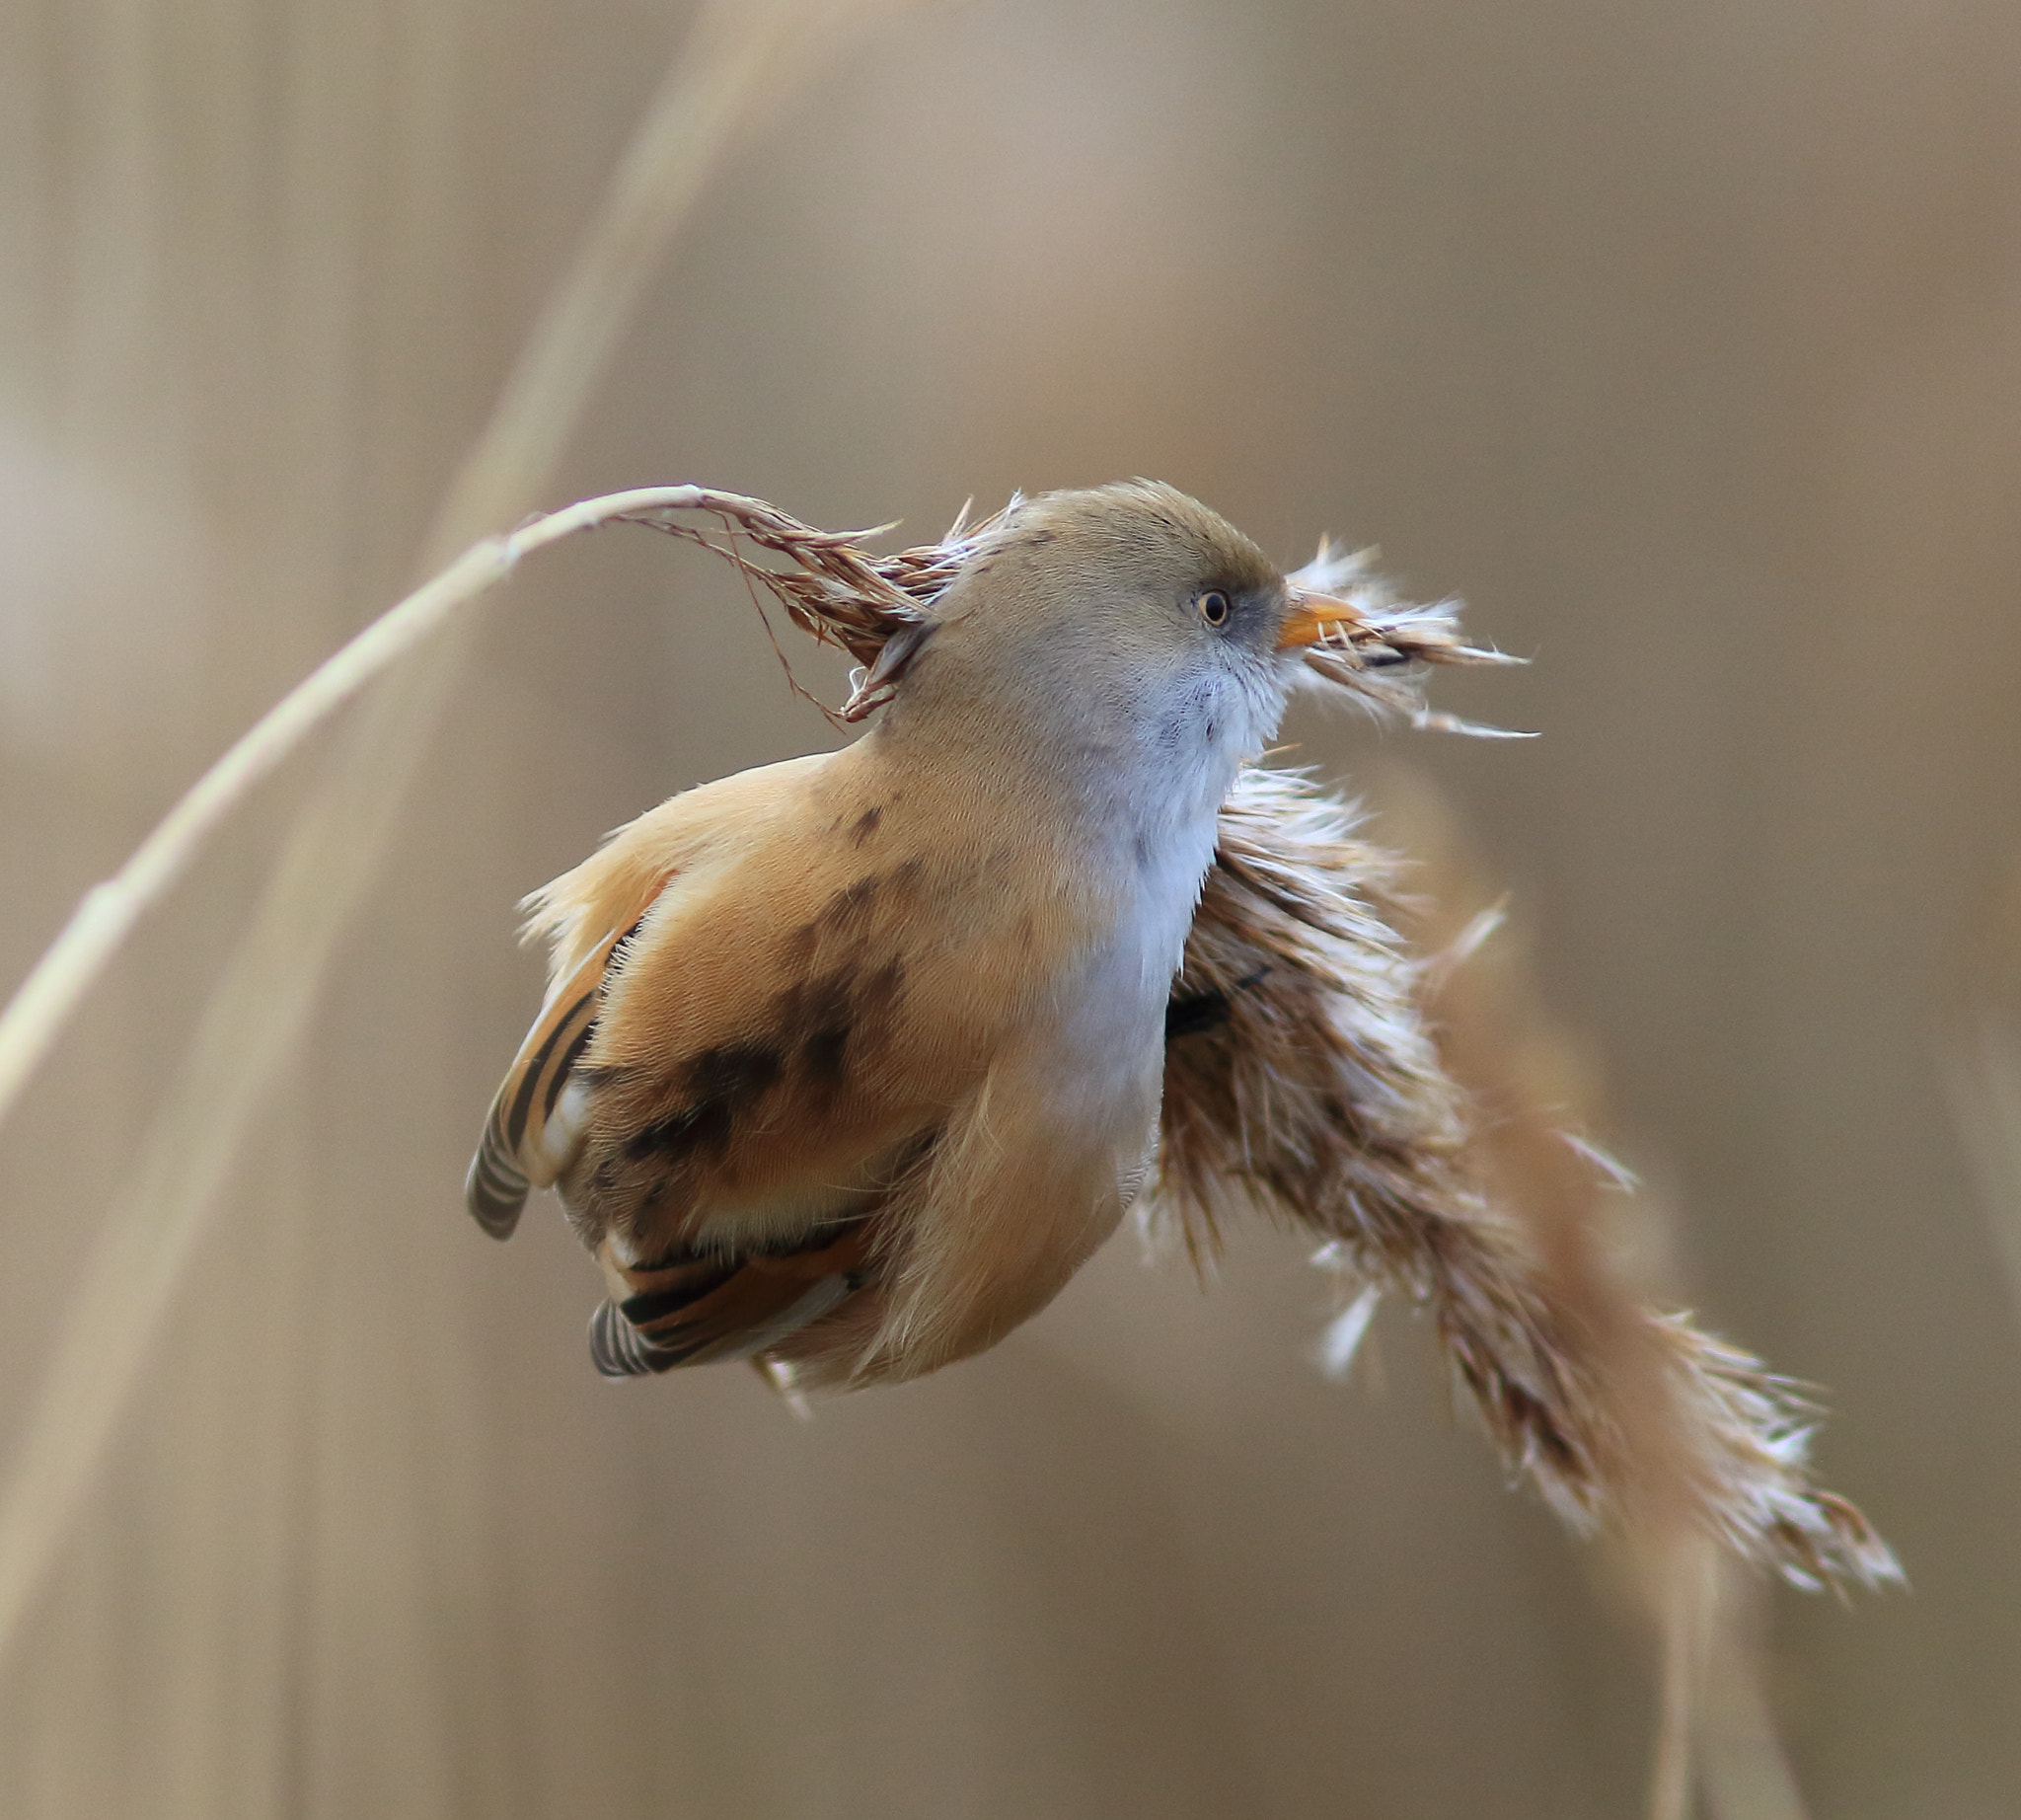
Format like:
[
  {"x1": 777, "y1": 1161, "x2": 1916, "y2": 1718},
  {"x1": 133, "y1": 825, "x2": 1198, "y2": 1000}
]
[
  {"x1": 467, "y1": 480, "x2": 1397, "y2": 1391},
  {"x1": 464, "y1": 477, "x2": 1899, "y2": 1591}
]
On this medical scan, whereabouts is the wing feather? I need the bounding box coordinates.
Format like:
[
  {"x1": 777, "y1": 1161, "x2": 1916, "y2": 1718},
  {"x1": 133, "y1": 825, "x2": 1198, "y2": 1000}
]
[
  {"x1": 588, "y1": 1221, "x2": 878, "y2": 1376},
  {"x1": 466, "y1": 920, "x2": 640, "y2": 1237}
]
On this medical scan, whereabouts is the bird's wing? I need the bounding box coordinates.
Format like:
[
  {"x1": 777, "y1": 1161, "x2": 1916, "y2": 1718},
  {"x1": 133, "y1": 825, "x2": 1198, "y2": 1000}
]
[
  {"x1": 745, "y1": 1017, "x2": 1158, "y2": 1392},
  {"x1": 472, "y1": 896, "x2": 894, "y2": 1375},
  {"x1": 587, "y1": 1219, "x2": 880, "y2": 1377},
  {"x1": 466, "y1": 916, "x2": 656, "y2": 1239},
  {"x1": 467, "y1": 755, "x2": 834, "y2": 1239},
  {"x1": 472, "y1": 750, "x2": 974, "y2": 1375}
]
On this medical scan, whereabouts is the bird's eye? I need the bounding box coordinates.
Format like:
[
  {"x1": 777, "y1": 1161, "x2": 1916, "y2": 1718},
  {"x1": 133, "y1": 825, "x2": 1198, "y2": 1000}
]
[{"x1": 1198, "y1": 590, "x2": 1231, "y2": 628}]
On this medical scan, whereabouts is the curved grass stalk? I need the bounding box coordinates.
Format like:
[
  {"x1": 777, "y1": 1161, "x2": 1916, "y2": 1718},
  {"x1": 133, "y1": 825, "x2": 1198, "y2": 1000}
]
[
  {"x1": 0, "y1": 487, "x2": 769, "y2": 1141},
  {"x1": 0, "y1": 0, "x2": 890, "y2": 1666}
]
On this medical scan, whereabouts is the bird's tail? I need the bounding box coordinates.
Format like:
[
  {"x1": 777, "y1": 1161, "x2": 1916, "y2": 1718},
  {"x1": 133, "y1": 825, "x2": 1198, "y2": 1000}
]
[{"x1": 465, "y1": 1112, "x2": 531, "y2": 1239}]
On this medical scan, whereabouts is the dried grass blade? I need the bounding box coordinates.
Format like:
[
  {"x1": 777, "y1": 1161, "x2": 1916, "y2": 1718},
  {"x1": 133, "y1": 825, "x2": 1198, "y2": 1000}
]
[{"x1": 0, "y1": 540, "x2": 503, "y2": 1134}]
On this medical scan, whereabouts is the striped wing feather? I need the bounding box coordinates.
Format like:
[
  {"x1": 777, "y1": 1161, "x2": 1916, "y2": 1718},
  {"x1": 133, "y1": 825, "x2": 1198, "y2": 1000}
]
[
  {"x1": 588, "y1": 1221, "x2": 879, "y2": 1377},
  {"x1": 466, "y1": 921, "x2": 637, "y2": 1238}
]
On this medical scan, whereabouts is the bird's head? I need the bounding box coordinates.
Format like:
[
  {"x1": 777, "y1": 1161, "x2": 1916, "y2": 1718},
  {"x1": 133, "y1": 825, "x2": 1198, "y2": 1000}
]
[{"x1": 870, "y1": 482, "x2": 1387, "y2": 798}]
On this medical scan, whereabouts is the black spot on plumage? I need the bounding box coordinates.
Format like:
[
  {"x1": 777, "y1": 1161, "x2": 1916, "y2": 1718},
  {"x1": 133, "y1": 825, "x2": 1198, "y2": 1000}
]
[
  {"x1": 768, "y1": 958, "x2": 907, "y2": 1095},
  {"x1": 773, "y1": 968, "x2": 854, "y2": 1071},
  {"x1": 688, "y1": 1040, "x2": 784, "y2": 1106},
  {"x1": 801, "y1": 1021, "x2": 851, "y2": 1085},
  {"x1": 1164, "y1": 990, "x2": 1232, "y2": 1041},
  {"x1": 864, "y1": 957, "x2": 906, "y2": 1010},
  {"x1": 791, "y1": 860, "x2": 927, "y2": 958},
  {"x1": 1165, "y1": 965, "x2": 1271, "y2": 1043},
  {"x1": 625, "y1": 1113, "x2": 686, "y2": 1162},
  {"x1": 816, "y1": 873, "x2": 880, "y2": 937},
  {"x1": 617, "y1": 914, "x2": 915, "y2": 1181},
  {"x1": 628, "y1": 1040, "x2": 786, "y2": 1159},
  {"x1": 850, "y1": 805, "x2": 882, "y2": 845}
]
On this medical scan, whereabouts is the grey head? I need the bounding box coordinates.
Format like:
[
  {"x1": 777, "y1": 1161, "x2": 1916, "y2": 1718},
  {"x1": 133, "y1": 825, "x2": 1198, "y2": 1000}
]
[{"x1": 875, "y1": 481, "x2": 1348, "y2": 829}]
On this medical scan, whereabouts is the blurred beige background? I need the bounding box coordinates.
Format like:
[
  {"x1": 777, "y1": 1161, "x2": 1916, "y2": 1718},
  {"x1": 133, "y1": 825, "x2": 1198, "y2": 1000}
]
[{"x1": 2, "y1": 0, "x2": 2019, "y2": 1813}]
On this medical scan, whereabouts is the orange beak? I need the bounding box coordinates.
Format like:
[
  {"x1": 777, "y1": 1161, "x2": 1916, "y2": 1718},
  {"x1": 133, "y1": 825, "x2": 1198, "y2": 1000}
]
[{"x1": 1275, "y1": 590, "x2": 1364, "y2": 651}]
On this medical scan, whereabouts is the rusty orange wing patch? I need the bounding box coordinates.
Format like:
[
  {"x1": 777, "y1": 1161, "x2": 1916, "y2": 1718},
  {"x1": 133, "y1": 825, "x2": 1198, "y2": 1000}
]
[{"x1": 587, "y1": 1220, "x2": 879, "y2": 1377}]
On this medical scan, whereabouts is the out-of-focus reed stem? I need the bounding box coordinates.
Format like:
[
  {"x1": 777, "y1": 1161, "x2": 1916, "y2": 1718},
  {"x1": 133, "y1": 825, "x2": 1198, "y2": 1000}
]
[
  {"x1": 0, "y1": 487, "x2": 785, "y2": 1141},
  {"x1": 1646, "y1": 1540, "x2": 1723, "y2": 1820},
  {"x1": 1947, "y1": 856, "x2": 2021, "y2": 1318},
  {"x1": 0, "y1": 0, "x2": 886, "y2": 1666},
  {"x1": 0, "y1": 537, "x2": 499, "y2": 1134}
]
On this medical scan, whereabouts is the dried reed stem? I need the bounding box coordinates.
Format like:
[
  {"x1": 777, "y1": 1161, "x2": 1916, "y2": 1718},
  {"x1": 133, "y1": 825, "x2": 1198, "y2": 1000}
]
[
  {"x1": 0, "y1": 0, "x2": 880, "y2": 1662},
  {"x1": 0, "y1": 537, "x2": 500, "y2": 1134},
  {"x1": 1946, "y1": 854, "x2": 2021, "y2": 1316},
  {"x1": 1647, "y1": 1540, "x2": 1718, "y2": 1820},
  {"x1": 1697, "y1": 1592, "x2": 1814, "y2": 1820},
  {"x1": 1645, "y1": 1555, "x2": 1814, "y2": 1820}
]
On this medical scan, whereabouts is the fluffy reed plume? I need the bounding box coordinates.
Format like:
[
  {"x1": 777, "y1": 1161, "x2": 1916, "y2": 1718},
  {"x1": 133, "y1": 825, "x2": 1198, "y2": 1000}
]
[{"x1": 1154, "y1": 768, "x2": 1895, "y2": 1588}]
